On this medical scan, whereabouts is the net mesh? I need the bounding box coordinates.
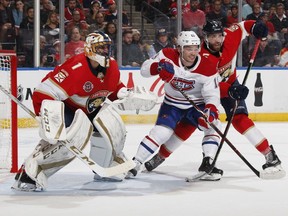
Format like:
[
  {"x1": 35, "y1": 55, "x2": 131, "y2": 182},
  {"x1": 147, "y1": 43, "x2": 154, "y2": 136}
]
[{"x1": 0, "y1": 55, "x2": 12, "y2": 170}]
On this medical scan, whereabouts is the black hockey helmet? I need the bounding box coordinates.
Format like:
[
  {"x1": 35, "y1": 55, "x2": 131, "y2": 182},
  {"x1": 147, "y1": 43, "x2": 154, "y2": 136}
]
[{"x1": 202, "y1": 20, "x2": 224, "y2": 35}]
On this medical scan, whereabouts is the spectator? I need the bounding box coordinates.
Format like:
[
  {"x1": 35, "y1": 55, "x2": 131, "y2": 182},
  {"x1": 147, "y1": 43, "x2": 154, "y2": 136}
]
[
  {"x1": 132, "y1": 29, "x2": 149, "y2": 60},
  {"x1": 103, "y1": 22, "x2": 117, "y2": 57},
  {"x1": 19, "y1": 6, "x2": 34, "y2": 30},
  {"x1": 65, "y1": 26, "x2": 85, "y2": 59},
  {"x1": 182, "y1": 0, "x2": 206, "y2": 36},
  {"x1": 65, "y1": 0, "x2": 85, "y2": 22},
  {"x1": 0, "y1": 0, "x2": 16, "y2": 50},
  {"x1": 147, "y1": 28, "x2": 175, "y2": 58},
  {"x1": 122, "y1": 30, "x2": 145, "y2": 67},
  {"x1": 12, "y1": 0, "x2": 24, "y2": 28},
  {"x1": 65, "y1": 9, "x2": 89, "y2": 35},
  {"x1": 206, "y1": 0, "x2": 228, "y2": 27},
  {"x1": 88, "y1": 11, "x2": 106, "y2": 33},
  {"x1": 168, "y1": 3, "x2": 178, "y2": 36},
  {"x1": 43, "y1": 11, "x2": 59, "y2": 30},
  {"x1": 253, "y1": 39, "x2": 278, "y2": 67},
  {"x1": 40, "y1": 0, "x2": 56, "y2": 27},
  {"x1": 259, "y1": 12, "x2": 282, "y2": 55},
  {"x1": 226, "y1": 4, "x2": 241, "y2": 27},
  {"x1": 199, "y1": 0, "x2": 211, "y2": 15},
  {"x1": 86, "y1": 0, "x2": 102, "y2": 24},
  {"x1": 246, "y1": 3, "x2": 262, "y2": 20},
  {"x1": 221, "y1": 0, "x2": 233, "y2": 16},
  {"x1": 268, "y1": 4, "x2": 276, "y2": 19},
  {"x1": 270, "y1": 3, "x2": 288, "y2": 46},
  {"x1": 182, "y1": 0, "x2": 191, "y2": 14},
  {"x1": 104, "y1": 0, "x2": 129, "y2": 26},
  {"x1": 18, "y1": 6, "x2": 34, "y2": 65},
  {"x1": 242, "y1": 0, "x2": 258, "y2": 20}
]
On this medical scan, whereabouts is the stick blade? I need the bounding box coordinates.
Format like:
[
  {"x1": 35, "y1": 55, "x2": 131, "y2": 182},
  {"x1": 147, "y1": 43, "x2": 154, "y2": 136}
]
[
  {"x1": 97, "y1": 159, "x2": 136, "y2": 177},
  {"x1": 259, "y1": 168, "x2": 286, "y2": 180},
  {"x1": 185, "y1": 172, "x2": 207, "y2": 182}
]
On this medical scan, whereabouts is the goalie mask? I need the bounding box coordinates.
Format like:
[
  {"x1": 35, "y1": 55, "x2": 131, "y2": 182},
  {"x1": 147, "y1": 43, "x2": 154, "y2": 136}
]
[{"x1": 84, "y1": 31, "x2": 112, "y2": 67}]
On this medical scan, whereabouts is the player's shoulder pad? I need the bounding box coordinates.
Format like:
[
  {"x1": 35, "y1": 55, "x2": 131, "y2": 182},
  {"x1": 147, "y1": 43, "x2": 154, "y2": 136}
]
[{"x1": 162, "y1": 48, "x2": 180, "y2": 66}]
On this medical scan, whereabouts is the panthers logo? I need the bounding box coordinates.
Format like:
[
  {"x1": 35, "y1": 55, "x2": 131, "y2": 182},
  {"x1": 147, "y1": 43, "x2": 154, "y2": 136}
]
[
  {"x1": 86, "y1": 90, "x2": 109, "y2": 113},
  {"x1": 170, "y1": 78, "x2": 195, "y2": 91}
]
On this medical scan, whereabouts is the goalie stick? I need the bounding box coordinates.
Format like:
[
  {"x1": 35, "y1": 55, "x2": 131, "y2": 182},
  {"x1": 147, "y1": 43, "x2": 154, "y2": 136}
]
[
  {"x1": 175, "y1": 85, "x2": 280, "y2": 181},
  {"x1": 188, "y1": 39, "x2": 261, "y2": 181},
  {"x1": 0, "y1": 84, "x2": 135, "y2": 177}
]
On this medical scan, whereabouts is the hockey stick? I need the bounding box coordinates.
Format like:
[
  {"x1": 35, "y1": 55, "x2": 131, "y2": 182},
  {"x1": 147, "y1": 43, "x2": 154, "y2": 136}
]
[
  {"x1": 0, "y1": 84, "x2": 135, "y2": 177},
  {"x1": 175, "y1": 86, "x2": 262, "y2": 180},
  {"x1": 188, "y1": 39, "x2": 262, "y2": 181}
]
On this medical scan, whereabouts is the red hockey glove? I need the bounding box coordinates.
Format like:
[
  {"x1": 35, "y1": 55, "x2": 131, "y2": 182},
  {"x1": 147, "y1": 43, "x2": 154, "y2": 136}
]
[
  {"x1": 158, "y1": 59, "x2": 175, "y2": 82},
  {"x1": 198, "y1": 104, "x2": 219, "y2": 130}
]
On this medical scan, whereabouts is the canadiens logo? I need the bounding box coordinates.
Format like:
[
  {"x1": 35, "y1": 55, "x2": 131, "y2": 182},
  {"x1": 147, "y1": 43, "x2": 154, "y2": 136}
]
[
  {"x1": 86, "y1": 90, "x2": 109, "y2": 113},
  {"x1": 171, "y1": 78, "x2": 195, "y2": 91},
  {"x1": 83, "y1": 81, "x2": 94, "y2": 92}
]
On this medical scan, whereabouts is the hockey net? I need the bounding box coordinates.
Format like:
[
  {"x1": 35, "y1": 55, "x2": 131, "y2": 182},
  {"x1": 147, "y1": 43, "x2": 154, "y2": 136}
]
[{"x1": 0, "y1": 50, "x2": 18, "y2": 173}]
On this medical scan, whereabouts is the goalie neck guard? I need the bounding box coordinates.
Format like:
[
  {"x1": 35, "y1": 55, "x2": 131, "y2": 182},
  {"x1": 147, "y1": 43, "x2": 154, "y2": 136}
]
[{"x1": 84, "y1": 31, "x2": 112, "y2": 68}]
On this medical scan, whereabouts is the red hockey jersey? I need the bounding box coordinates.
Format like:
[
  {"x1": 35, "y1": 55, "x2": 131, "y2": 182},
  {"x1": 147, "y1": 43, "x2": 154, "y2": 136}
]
[{"x1": 32, "y1": 53, "x2": 124, "y2": 115}]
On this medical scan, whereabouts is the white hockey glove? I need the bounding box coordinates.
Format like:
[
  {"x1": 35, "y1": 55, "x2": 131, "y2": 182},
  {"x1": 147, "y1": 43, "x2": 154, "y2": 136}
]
[{"x1": 113, "y1": 86, "x2": 158, "y2": 112}]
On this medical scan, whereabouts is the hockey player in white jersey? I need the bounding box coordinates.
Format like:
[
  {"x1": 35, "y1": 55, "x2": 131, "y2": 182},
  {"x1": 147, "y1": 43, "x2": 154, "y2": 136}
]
[{"x1": 126, "y1": 31, "x2": 223, "y2": 179}]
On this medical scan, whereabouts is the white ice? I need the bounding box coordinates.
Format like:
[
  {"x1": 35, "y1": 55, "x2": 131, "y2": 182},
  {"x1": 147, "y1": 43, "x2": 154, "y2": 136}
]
[{"x1": 1, "y1": 122, "x2": 288, "y2": 216}]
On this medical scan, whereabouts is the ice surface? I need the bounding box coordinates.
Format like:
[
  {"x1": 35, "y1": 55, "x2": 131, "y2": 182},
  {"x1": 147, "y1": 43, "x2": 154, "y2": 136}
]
[{"x1": 1, "y1": 123, "x2": 288, "y2": 216}]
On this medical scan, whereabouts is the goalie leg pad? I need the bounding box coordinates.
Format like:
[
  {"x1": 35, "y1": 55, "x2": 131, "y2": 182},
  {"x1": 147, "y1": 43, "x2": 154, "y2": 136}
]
[
  {"x1": 90, "y1": 103, "x2": 128, "y2": 181},
  {"x1": 23, "y1": 109, "x2": 93, "y2": 188},
  {"x1": 90, "y1": 132, "x2": 113, "y2": 168},
  {"x1": 39, "y1": 100, "x2": 67, "y2": 144}
]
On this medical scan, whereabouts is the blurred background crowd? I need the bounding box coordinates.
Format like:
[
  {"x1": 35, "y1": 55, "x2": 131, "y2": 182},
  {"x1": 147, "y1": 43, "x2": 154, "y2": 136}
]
[{"x1": 0, "y1": 0, "x2": 288, "y2": 68}]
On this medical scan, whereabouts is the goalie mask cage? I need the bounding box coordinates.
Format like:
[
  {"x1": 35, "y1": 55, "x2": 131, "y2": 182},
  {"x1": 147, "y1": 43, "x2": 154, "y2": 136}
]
[{"x1": 0, "y1": 50, "x2": 18, "y2": 173}]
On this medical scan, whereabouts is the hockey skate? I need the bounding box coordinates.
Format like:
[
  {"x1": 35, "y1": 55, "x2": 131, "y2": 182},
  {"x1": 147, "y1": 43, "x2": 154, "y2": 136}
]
[
  {"x1": 125, "y1": 158, "x2": 142, "y2": 179},
  {"x1": 198, "y1": 157, "x2": 223, "y2": 181},
  {"x1": 144, "y1": 153, "x2": 165, "y2": 172},
  {"x1": 260, "y1": 145, "x2": 286, "y2": 179},
  {"x1": 11, "y1": 168, "x2": 42, "y2": 192}
]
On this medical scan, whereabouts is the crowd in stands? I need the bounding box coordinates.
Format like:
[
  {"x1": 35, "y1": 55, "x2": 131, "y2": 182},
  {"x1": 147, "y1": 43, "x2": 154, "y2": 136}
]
[{"x1": 0, "y1": 0, "x2": 288, "y2": 67}]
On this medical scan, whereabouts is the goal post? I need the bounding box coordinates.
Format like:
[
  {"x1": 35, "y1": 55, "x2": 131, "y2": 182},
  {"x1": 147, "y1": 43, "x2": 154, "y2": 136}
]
[{"x1": 0, "y1": 50, "x2": 18, "y2": 173}]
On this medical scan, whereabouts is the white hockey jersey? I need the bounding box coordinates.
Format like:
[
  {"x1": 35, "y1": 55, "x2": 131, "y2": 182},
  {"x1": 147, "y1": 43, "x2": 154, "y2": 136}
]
[{"x1": 141, "y1": 48, "x2": 220, "y2": 110}]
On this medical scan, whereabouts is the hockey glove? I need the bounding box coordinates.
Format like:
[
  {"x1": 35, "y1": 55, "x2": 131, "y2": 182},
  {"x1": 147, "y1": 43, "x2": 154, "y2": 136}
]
[
  {"x1": 228, "y1": 85, "x2": 249, "y2": 100},
  {"x1": 198, "y1": 104, "x2": 219, "y2": 130},
  {"x1": 251, "y1": 21, "x2": 268, "y2": 39},
  {"x1": 158, "y1": 59, "x2": 175, "y2": 82}
]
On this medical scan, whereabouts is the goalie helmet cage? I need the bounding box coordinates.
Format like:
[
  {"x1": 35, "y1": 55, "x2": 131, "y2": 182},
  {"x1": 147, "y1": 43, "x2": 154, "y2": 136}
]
[{"x1": 0, "y1": 50, "x2": 18, "y2": 173}]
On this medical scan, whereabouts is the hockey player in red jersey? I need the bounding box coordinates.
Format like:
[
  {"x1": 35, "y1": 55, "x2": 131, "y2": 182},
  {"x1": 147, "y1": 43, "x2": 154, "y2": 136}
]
[
  {"x1": 12, "y1": 31, "x2": 157, "y2": 191},
  {"x1": 144, "y1": 20, "x2": 286, "y2": 180},
  {"x1": 126, "y1": 31, "x2": 224, "y2": 179}
]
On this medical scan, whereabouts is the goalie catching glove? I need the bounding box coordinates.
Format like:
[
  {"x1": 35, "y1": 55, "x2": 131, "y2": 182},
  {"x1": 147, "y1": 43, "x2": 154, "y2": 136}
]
[{"x1": 113, "y1": 86, "x2": 158, "y2": 112}]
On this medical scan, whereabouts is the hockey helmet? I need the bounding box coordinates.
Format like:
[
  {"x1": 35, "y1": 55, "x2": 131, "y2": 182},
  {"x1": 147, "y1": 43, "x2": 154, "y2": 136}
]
[
  {"x1": 202, "y1": 20, "x2": 224, "y2": 35},
  {"x1": 84, "y1": 31, "x2": 112, "y2": 67},
  {"x1": 177, "y1": 31, "x2": 200, "y2": 49}
]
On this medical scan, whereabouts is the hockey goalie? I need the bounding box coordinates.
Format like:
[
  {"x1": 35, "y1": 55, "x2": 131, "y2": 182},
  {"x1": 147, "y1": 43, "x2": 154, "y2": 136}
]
[{"x1": 12, "y1": 31, "x2": 158, "y2": 192}]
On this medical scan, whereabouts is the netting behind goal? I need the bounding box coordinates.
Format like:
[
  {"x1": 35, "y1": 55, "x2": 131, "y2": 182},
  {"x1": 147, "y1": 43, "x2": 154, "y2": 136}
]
[{"x1": 0, "y1": 50, "x2": 18, "y2": 173}]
